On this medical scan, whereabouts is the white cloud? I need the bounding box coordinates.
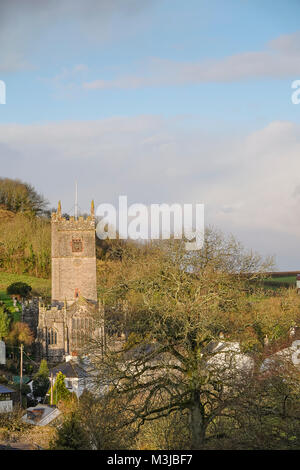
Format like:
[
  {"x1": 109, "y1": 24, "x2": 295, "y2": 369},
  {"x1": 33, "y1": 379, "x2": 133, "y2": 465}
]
[
  {"x1": 83, "y1": 31, "x2": 300, "y2": 89},
  {"x1": 0, "y1": 116, "x2": 300, "y2": 268},
  {"x1": 268, "y1": 31, "x2": 300, "y2": 54},
  {"x1": 39, "y1": 64, "x2": 90, "y2": 99},
  {"x1": 0, "y1": 0, "x2": 155, "y2": 73}
]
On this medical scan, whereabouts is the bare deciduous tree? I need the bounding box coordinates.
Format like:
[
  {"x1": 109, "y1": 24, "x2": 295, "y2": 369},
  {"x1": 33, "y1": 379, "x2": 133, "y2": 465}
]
[{"x1": 85, "y1": 230, "x2": 299, "y2": 449}]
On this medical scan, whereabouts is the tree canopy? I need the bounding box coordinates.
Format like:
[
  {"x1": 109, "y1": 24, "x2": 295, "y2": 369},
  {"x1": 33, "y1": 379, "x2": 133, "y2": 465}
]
[
  {"x1": 87, "y1": 230, "x2": 300, "y2": 449},
  {"x1": 32, "y1": 360, "x2": 50, "y2": 400},
  {"x1": 0, "y1": 178, "x2": 48, "y2": 215},
  {"x1": 0, "y1": 304, "x2": 10, "y2": 340},
  {"x1": 7, "y1": 321, "x2": 34, "y2": 347}
]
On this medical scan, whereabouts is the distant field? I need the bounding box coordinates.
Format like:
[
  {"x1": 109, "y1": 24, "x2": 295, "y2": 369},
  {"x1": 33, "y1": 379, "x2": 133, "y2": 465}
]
[
  {"x1": 265, "y1": 271, "x2": 300, "y2": 277},
  {"x1": 263, "y1": 273, "x2": 297, "y2": 289},
  {"x1": 264, "y1": 275, "x2": 296, "y2": 284}
]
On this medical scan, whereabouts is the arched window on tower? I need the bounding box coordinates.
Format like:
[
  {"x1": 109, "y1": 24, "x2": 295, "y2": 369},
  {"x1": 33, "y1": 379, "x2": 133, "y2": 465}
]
[{"x1": 47, "y1": 328, "x2": 57, "y2": 345}]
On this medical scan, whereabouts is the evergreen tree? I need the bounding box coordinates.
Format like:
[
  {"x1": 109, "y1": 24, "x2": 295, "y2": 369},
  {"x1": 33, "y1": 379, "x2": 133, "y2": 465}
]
[
  {"x1": 0, "y1": 305, "x2": 10, "y2": 340},
  {"x1": 36, "y1": 359, "x2": 49, "y2": 378},
  {"x1": 50, "y1": 412, "x2": 90, "y2": 450},
  {"x1": 32, "y1": 359, "x2": 50, "y2": 400},
  {"x1": 32, "y1": 375, "x2": 50, "y2": 400},
  {"x1": 52, "y1": 372, "x2": 71, "y2": 404}
]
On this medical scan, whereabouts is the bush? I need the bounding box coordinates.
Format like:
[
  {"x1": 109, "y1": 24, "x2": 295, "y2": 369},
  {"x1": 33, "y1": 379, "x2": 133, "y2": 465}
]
[
  {"x1": 0, "y1": 406, "x2": 30, "y2": 433},
  {"x1": 49, "y1": 412, "x2": 90, "y2": 450},
  {"x1": 0, "y1": 304, "x2": 10, "y2": 339},
  {"x1": 7, "y1": 282, "x2": 32, "y2": 298},
  {"x1": 32, "y1": 375, "x2": 50, "y2": 400},
  {"x1": 36, "y1": 359, "x2": 49, "y2": 378},
  {"x1": 0, "y1": 374, "x2": 8, "y2": 384}
]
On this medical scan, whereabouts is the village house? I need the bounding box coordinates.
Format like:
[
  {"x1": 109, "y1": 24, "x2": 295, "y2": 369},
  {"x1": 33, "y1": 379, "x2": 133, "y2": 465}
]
[
  {"x1": 49, "y1": 357, "x2": 90, "y2": 398},
  {"x1": 0, "y1": 385, "x2": 14, "y2": 413}
]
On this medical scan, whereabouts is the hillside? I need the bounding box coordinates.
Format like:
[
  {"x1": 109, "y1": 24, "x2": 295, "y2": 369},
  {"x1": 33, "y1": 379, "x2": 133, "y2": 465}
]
[{"x1": 0, "y1": 272, "x2": 51, "y2": 301}]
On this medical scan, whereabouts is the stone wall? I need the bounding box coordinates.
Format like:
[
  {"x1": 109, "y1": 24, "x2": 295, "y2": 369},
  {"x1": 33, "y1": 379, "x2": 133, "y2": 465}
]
[{"x1": 22, "y1": 298, "x2": 39, "y2": 337}]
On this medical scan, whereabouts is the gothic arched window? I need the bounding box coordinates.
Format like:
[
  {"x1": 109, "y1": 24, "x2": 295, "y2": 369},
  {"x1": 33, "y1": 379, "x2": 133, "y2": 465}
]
[{"x1": 47, "y1": 328, "x2": 57, "y2": 345}]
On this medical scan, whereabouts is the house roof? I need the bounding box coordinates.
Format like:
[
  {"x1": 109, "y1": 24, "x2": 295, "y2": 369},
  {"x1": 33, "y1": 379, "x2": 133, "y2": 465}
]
[
  {"x1": 67, "y1": 296, "x2": 98, "y2": 315},
  {"x1": 13, "y1": 375, "x2": 31, "y2": 385},
  {"x1": 49, "y1": 360, "x2": 89, "y2": 378},
  {"x1": 0, "y1": 384, "x2": 14, "y2": 394},
  {"x1": 22, "y1": 404, "x2": 61, "y2": 426}
]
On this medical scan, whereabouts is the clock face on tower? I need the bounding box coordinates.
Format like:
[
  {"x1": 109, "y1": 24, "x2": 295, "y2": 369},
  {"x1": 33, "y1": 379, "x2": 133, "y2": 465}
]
[{"x1": 71, "y1": 238, "x2": 83, "y2": 253}]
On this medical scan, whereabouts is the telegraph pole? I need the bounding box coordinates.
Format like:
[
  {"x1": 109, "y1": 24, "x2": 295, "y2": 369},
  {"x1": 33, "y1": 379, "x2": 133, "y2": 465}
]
[
  {"x1": 75, "y1": 180, "x2": 78, "y2": 220},
  {"x1": 50, "y1": 372, "x2": 53, "y2": 405},
  {"x1": 20, "y1": 343, "x2": 23, "y2": 405}
]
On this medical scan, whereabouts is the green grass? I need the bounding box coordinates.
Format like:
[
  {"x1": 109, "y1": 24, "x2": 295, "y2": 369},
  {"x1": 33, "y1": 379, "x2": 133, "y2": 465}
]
[
  {"x1": 0, "y1": 290, "x2": 21, "y2": 321},
  {"x1": 262, "y1": 274, "x2": 296, "y2": 290},
  {"x1": 0, "y1": 271, "x2": 51, "y2": 298},
  {"x1": 0, "y1": 272, "x2": 51, "y2": 321},
  {"x1": 265, "y1": 276, "x2": 296, "y2": 284}
]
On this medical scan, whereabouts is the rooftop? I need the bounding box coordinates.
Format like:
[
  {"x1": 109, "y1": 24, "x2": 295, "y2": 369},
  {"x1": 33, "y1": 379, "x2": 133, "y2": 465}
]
[
  {"x1": 49, "y1": 360, "x2": 89, "y2": 378},
  {"x1": 0, "y1": 384, "x2": 14, "y2": 394},
  {"x1": 22, "y1": 404, "x2": 61, "y2": 426}
]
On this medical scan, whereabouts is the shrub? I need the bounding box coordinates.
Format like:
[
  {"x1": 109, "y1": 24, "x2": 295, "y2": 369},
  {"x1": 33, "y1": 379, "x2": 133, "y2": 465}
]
[
  {"x1": 7, "y1": 282, "x2": 32, "y2": 298},
  {"x1": 49, "y1": 412, "x2": 90, "y2": 450},
  {"x1": 32, "y1": 375, "x2": 50, "y2": 400},
  {"x1": 52, "y1": 372, "x2": 71, "y2": 405},
  {"x1": 0, "y1": 406, "x2": 30, "y2": 433}
]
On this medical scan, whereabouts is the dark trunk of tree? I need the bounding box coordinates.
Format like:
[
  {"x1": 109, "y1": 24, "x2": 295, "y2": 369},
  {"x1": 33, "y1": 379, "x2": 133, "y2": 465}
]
[{"x1": 190, "y1": 392, "x2": 206, "y2": 449}]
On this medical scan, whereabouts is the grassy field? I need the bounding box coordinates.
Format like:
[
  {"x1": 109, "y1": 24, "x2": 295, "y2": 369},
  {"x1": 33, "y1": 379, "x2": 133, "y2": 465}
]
[
  {"x1": 0, "y1": 271, "x2": 51, "y2": 310},
  {"x1": 0, "y1": 269, "x2": 297, "y2": 307},
  {"x1": 0, "y1": 290, "x2": 21, "y2": 321},
  {"x1": 0, "y1": 271, "x2": 50, "y2": 291},
  {"x1": 264, "y1": 275, "x2": 296, "y2": 283},
  {"x1": 262, "y1": 274, "x2": 296, "y2": 290}
]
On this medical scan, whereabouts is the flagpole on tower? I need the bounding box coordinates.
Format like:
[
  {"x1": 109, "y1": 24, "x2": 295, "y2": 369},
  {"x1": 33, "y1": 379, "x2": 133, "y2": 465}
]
[{"x1": 75, "y1": 180, "x2": 78, "y2": 220}]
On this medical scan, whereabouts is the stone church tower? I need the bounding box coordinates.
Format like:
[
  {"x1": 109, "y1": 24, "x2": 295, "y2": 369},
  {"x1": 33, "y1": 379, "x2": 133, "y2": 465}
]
[
  {"x1": 51, "y1": 200, "x2": 97, "y2": 305},
  {"x1": 37, "y1": 201, "x2": 104, "y2": 362}
]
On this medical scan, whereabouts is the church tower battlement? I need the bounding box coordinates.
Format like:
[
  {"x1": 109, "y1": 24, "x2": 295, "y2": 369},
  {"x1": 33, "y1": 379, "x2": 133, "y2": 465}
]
[{"x1": 51, "y1": 200, "x2": 97, "y2": 305}]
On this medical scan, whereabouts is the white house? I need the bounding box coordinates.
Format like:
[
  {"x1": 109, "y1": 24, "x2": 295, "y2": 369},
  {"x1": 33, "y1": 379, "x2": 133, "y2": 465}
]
[
  {"x1": 0, "y1": 340, "x2": 5, "y2": 365},
  {"x1": 49, "y1": 355, "x2": 109, "y2": 398},
  {"x1": 49, "y1": 357, "x2": 91, "y2": 398},
  {"x1": 261, "y1": 340, "x2": 300, "y2": 372},
  {"x1": 0, "y1": 385, "x2": 14, "y2": 413},
  {"x1": 205, "y1": 340, "x2": 254, "y2": 377}
]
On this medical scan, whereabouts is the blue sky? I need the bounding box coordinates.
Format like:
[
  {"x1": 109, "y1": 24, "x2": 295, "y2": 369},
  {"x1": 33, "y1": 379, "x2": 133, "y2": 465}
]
[
  {"x1": 1, "y1": 0, "x2": 300, "y2": 269},
  {"x1": 1, "y1": 0, "x2": 300, "y2": 125}
]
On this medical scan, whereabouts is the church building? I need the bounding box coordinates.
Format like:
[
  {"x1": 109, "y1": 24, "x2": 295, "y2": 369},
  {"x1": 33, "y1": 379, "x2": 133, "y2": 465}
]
[{"x1": 36, "y1": 200, "x2": 104, "y2": 362}]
